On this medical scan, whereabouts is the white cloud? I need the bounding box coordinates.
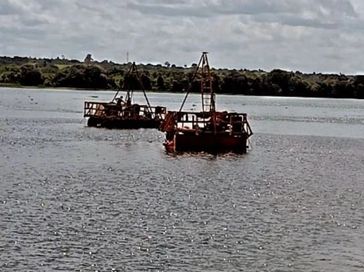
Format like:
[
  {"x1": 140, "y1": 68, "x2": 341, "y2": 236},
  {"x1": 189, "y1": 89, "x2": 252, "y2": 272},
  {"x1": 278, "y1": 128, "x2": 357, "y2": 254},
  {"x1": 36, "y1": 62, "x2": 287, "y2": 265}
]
[{"x1": 0, "y1": 0, "x2": 364, "y2": 73}]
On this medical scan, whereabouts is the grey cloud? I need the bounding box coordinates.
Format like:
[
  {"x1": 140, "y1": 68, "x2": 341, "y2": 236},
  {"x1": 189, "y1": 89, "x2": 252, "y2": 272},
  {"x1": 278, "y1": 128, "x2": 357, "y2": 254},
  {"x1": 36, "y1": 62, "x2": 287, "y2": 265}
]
[
  {"x1": 127, "y1": 0, "x2": 357, "y2": 29},
  {"x1": 0, "y1": 0, "x2": 23, "y2": 15},
  {"x1": 252, "y1": 14, "x2": 339, "y2": 30},
  {"x1": 126, "y1": 2, "x2": 209, "y2": 17},
  {"x1": 126, "y1": 0, "x2": 293, "y2": 17},
  {"x1": 1, "y1": 0, "x2": 364, "y2": 74},
  {"x1": 317, "y1": 0, "x2": 357, "y2": 17}
]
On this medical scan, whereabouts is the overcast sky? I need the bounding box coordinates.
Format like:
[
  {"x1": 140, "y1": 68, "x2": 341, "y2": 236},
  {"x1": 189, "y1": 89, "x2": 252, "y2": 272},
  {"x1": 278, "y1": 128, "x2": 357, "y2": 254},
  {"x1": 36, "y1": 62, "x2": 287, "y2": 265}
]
[{"x1": 1, "y1": 0, "x2": 364, "y2": 73}]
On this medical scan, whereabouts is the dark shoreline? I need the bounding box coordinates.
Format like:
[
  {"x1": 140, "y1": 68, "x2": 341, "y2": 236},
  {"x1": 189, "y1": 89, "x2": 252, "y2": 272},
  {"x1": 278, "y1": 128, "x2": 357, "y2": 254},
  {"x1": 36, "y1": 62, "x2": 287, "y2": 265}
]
[
  {"x1": 2, "y1": 85, "x2": 364, "y2": 103},
  {"x1": 1, "y1": 55, "x2": 364, "y2": 99}
]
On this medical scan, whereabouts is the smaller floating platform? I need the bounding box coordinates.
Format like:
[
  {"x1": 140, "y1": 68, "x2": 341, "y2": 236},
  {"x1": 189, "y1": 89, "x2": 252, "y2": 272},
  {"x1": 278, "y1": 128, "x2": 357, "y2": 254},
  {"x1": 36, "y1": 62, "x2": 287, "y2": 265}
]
[
  {"x1": 84, "y1": 62, "x2": 166, "y2": 129},
  {"x1": 84, "y1": 101, "x2": 165, "y2": 129}
]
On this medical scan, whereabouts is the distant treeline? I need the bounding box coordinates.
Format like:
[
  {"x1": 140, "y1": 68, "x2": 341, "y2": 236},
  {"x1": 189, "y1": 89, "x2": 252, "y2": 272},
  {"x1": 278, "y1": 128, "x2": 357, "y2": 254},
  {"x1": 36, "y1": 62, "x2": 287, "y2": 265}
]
[{"x1": 1, "y1": 55, "x2": 364, "y2": 99}]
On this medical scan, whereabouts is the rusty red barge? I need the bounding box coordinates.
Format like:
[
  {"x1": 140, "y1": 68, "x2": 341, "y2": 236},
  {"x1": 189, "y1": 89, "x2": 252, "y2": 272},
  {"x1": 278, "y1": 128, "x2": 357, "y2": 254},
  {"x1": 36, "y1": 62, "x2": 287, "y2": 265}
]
[
  {"x1": 160, "y1": 52, "x2": 253, "y2": 153},
  {"x1": 84, "y1": 62, "x2": 166, "y2": 129}
]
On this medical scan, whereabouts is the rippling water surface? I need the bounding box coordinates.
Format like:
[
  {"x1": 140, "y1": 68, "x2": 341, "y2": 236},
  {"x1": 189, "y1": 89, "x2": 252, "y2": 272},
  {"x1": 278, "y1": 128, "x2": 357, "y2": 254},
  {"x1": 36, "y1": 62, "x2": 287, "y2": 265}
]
[{"x1": 1, "y1": 87, "x2": 364, "y2": 271}]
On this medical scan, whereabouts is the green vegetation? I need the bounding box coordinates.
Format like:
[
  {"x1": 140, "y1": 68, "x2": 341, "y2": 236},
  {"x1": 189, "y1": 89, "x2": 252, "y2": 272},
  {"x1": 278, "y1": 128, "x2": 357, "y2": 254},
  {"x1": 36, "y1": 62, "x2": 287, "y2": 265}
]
[{"x1": 0, "y1": 56, "x2": 363, "y2": 99}]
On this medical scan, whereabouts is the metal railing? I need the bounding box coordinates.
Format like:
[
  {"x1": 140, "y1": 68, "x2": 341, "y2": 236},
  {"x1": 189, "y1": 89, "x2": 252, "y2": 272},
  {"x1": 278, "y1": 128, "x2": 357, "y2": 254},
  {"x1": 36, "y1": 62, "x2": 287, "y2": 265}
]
[
  {"x1": 84, "y1": 101, "x2": 166, "y2": 120},
  {"x1": 160, "y1": 110, "x2": 253, "y2": 137}
]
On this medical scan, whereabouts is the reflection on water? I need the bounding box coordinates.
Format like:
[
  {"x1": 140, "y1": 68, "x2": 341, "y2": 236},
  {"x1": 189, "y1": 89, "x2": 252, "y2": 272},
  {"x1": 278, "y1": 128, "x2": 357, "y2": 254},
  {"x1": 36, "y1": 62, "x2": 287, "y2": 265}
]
[{"x1": 0, "y1": 87, "x2": 364, "y2": 271}]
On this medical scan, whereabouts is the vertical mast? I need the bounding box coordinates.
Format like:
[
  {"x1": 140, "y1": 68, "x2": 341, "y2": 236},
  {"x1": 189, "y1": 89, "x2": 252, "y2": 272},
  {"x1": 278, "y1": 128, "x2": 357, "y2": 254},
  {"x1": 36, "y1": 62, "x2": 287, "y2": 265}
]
[
  {"x1": 115, "y1": 62, "x2": 152, "y2": 112},
  {"x1": 200, "y1": 52, "x2": 215, "y2": 113},
  {"x1": 125, "y1": 62, "x2": 135, "y2": 104},
  {"x1": 178, "y1": 52, "x2": 216, "y2": 113},
  {"x1": 130, "y1": 62, "x2": 153, "y2": 112}
]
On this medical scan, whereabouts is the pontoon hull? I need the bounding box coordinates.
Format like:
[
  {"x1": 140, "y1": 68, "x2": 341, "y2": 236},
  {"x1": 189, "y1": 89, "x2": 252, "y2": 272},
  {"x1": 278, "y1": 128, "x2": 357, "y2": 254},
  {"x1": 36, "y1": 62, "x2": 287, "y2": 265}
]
[
  {"x1": 87, "y1": 116, "x2": 162, "y2": 129},
  {"x1": 165, "y1": 132, "x2": 249, "y2": 153}
]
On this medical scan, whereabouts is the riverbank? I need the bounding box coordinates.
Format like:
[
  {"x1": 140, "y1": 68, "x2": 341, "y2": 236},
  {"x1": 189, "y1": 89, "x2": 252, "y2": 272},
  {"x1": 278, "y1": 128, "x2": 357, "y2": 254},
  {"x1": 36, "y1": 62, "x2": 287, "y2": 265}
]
[{"x1": 1, "y1": 56, "x2": 364, "y2": 99}]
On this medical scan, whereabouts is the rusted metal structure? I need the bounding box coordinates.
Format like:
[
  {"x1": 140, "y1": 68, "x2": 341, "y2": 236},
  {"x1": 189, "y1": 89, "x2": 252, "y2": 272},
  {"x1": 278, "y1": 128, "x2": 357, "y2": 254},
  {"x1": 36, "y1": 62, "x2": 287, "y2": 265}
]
[
  {"x1": 160, "y1": 52, "x2": 253, "y2": 153},
  {"x1": 84, "y1": 62, "x2": 166, "y2": 129}
]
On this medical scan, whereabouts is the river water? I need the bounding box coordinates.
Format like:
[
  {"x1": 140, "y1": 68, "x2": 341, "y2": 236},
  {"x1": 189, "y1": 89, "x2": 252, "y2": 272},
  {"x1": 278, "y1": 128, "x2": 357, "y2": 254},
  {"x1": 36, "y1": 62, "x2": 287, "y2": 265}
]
[{"x1": 0, "y1": 87, "x2": 363, "y2": 271}]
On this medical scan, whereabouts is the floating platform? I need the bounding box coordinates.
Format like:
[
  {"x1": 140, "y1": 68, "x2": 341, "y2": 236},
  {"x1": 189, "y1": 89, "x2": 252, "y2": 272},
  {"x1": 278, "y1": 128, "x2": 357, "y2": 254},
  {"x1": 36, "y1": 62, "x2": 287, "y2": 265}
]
[
  {"x1": 84, "y1": 101, "x2": 165, "y2": 129},
  {"x1": 161, "y1": 111, "x2": 252, "y2": 153},
  {"x1": 84, "y1": 62, "x2": 166, "y2": 129},
  {"x1": 160, "y1": 52, "x2": 253, "y2": 153}
]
